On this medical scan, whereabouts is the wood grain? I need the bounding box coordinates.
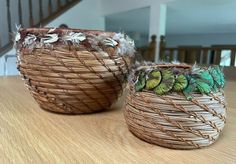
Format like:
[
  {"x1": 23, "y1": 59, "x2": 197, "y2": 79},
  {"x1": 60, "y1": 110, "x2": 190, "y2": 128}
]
[{"x1": 0, "y1": 76, "x2": 236, "y2": 163}]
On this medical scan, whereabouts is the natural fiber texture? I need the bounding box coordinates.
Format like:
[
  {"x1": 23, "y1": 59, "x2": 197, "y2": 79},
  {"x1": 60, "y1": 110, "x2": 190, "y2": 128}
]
[
  {"x1": 16, "y1": 28, "x2": 132, "y2": 114},
  {"x1": 124, "y1": 64, "x2": 227, "y2": 149}
]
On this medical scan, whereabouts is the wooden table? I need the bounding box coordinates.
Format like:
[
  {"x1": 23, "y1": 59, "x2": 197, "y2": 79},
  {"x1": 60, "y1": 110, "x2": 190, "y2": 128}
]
[{"x1": 0, "y1": 76, "x2": 235, "y2": 163}]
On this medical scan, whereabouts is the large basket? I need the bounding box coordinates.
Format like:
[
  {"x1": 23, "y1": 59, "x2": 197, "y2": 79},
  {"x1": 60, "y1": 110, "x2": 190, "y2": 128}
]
[
  {"x1": 124, "y1": 64, "x2": 227, "y2": 149},
  {"x1": 15, "y1": 28, "x2": 134, "y2": 114}
]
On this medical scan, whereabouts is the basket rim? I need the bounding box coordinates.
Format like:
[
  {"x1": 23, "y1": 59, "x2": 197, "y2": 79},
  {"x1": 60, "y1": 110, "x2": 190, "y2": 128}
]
[
  {"x1": 137, "y1": 64, "x2": 192, "y2": 70},
  {"x1": 127, "y1": 84, "x2": 224, "y2": 96},
  {"x1": 19, "y1": 28, "x2": 115, "y2": 36},
  {"x1": 131, "y1": 64, "x2": 225, "y2": 99}
]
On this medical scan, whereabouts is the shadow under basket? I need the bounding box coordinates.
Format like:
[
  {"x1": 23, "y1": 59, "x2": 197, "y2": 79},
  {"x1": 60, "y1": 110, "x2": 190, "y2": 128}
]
[
  {"x1": 16, "y1": 28, "x2": 132, "y2": 114},
  {"x1": 124, "y1": 64, "x2": 227, "y2": 149}
]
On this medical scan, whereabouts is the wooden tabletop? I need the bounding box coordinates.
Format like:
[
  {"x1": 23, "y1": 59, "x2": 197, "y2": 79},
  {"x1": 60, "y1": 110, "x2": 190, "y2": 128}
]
[{"x1": 0, "y1": 76, "x2": 236, "y2": 164}]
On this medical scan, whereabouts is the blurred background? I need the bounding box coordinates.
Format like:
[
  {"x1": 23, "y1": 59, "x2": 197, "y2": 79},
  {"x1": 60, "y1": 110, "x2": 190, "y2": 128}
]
[{"x1": 0, "y1": 0, "x2": 236, "y2": 80}]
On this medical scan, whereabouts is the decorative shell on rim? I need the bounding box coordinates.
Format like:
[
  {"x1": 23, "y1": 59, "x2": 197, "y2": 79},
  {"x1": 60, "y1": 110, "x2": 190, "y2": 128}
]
[
  {"x1": 41, "y1": 34, "x2": 59, "y2": 44},
  {"x1": 62, "y1": 32, "x2": 86, "y2": 44},
  {"x1": 23, "y1": 34, "x2": 37, "y2": 47},
  {"x1": 103, "y1": 38, "x2": 118, "y2": 47}
]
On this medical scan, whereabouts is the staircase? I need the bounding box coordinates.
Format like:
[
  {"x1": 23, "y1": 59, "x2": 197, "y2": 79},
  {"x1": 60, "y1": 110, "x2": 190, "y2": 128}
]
[{"x1": 0, "y1": 0, "x2": 81, "y2": 57}]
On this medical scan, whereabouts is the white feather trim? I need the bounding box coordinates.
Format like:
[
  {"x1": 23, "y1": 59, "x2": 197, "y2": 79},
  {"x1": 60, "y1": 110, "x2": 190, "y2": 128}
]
[
  {"x1": 62, "y1": 32, "x2": 86, "y2": 44},
  {"x1": 41, "y1": 34, "x2": 59, "y2": 44},
  {"x1": 112, "y1": 33, "x2": 135, "y2": 56},
  {"x1": 103, "y1": 38, "x2": 118, "y2": 47},
  {"x1": 23, "y1": 34, "x2": 37, "y2": 46}
]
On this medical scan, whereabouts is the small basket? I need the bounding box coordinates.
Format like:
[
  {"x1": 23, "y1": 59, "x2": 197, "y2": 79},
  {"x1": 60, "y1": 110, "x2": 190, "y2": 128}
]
[
  {"x1": 15, "y1": 28, "x2": 134, "y2": 114},
  {"x1": 124, "y1": 64, "x2": 227, "y2": 149}
]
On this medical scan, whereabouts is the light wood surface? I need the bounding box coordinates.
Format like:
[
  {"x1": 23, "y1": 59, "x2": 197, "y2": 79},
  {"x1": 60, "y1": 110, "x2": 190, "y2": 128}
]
[{"x1": 0, "y1": 76, "x2": 236, "y2": 164}]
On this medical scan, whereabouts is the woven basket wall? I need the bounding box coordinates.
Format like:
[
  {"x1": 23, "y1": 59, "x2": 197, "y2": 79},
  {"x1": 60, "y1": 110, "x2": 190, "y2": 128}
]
[
  {"x1": 16, "y1": 28, "x2": 131, "y2": 114},
  {"x1": 124, "y1": 65, "x2": 227, "y2": 149}
]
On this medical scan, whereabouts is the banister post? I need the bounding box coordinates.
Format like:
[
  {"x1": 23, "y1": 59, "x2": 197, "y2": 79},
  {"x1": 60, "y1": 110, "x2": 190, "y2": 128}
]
[
  {"x1": 18, "y1": 0, "x2": 23, "y2": 25},
  {"x1": 149, "y1": 3, "x2": 167, "y2": 63},
  {"x1": 29, "y1": 0, "x2": 33, "y2": 26},
  {"x1": 159, "y1": 35, "x2": 166, "y2": 61},
  {"x1": 6, "y1": 0, "x2": 12, "y2": 37}
]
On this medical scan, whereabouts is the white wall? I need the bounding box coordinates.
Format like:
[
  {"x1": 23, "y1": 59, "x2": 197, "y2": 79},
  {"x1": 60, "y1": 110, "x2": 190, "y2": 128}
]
[
  {"x1": 0, "y1": 0, "x2": 105, "y2": 76},
  {"x1": 46, "y1": 0, "x2": 105, "y2": 30},
  {"x1": 105, "y1": 7, "x2": 150, "y2": 48},
  {"x1": 101, "y1": 0, "x2": 171, "y2": 16},
  {"x1": 101, "y1": 0, "x2": 172, "y2": 62},
  {"x1": 0, "y1": 49, "x2": 18, "y2": 76},
  {"x1": 0, "y1": 56, "x2": 5, "y2": 76},
  {"x1": 166, "y1": 33, "x2": 236, "y2": 47}
]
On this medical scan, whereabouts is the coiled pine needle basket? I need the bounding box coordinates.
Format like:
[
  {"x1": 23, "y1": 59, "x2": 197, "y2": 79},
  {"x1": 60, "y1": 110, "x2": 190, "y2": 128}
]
[
  {"x1": 124, "y1": 64, "x2": 227, "y2": 149},
  {"x1": 15, "y1": 28, "x2": 134, "y2": 114}
]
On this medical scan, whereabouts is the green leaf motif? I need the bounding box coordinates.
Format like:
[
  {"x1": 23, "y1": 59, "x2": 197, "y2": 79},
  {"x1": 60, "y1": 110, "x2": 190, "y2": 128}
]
[
  {"x1": 196, "y1": 79, "x2": 211, "y2": 94},
  {"x1": 133, "y1": 65, "x2": 225, "y2": 100},
  {"x1": 212, "y1": 84, "x2": 219, "y2": 92},
  {"x1": 150, "y1": 70, "x2": 161, "y2": 78},
  {"x1": 197, "y1": 71, "x2": 214, "y2": 87},
  {"x1": 154, "y1": 70, "x2": 175, "y2": 95},
  {"x1": 145, "y1": 70, "x2": 162, "y2": 90},
  {"x1": 183, "y1": 77, "x2": 196, "y2": 100},
  {"x1": 209, "y1": 66, "x2": 225, "y2": 88},
  {"x1": 217, "y1": 66, "x2": 225, "y2": 87},
  {"x1": 135, "y1": 71, "x2": 146, "y2": 91},
  {"x1": 191, "y1": 67, "x2": 214, "y2": 94},
  {"x1": 193, "y1": 70, "x2": 213, "y2": 94},
  {"x1": 173, "y1": 74, "x2": 188, "y2": 92}
]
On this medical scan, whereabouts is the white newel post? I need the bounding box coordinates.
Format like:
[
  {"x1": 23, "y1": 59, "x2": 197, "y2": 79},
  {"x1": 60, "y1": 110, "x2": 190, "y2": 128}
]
[{"x1": 149, "y1": 3, "x2": 167, "y2": 63}]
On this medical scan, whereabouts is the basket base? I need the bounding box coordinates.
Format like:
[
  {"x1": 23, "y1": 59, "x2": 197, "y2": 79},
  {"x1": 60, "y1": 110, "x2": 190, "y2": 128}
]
[
  {"x1": 128, "y1": 128, "x2": 218, "y2": 150},
  {"x1": 37, "y1": 102, "x2": 107, "y2": 114}
]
